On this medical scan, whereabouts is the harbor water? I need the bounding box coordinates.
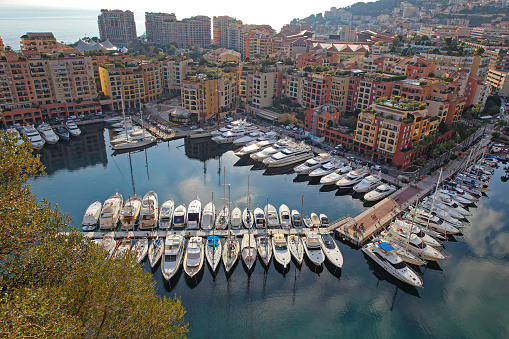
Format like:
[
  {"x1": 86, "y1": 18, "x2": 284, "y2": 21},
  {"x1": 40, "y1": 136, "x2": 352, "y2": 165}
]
[{"x1": 30, "y1": 126, "x2": 509, "y2": 338}]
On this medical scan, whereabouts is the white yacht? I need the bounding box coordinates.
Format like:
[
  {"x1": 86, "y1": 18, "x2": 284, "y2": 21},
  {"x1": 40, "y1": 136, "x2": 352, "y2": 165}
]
[
  {"x1": 201, "y1": 201, "x2": 216, "y2": 230},
  {"x1": 257, "y1": 233, "x2": 272, "y2": 266},
  {"x1": 6, "y1": 127, "x2": 24, "y2": 145},
  {"x1": 364, "y1": 184, "x2": 397, "y2": 201},
  {"x1": 241, "y1": 233, "x2": 257, "y2": 271},
  {"x1": 99, "y1": 192, "x2": 123, "y2": 230},
  {"x1": 265, "y1": 204, "x2": 280, "y2": 228},
  {"x1": 303, "y1": 215, "x2": 313, "y2": 228},
  {"x1": 53, "y1": 126, "x2": 69, "y2": 142},
  {"x1": 230, "y1": 207, "x2": 242, "y2": 229},
  {"x1": 279, "y1": 204, "x2": 292, "y2": 229},
  {"x1": 254, "y1": 208, "x2": 266, "y2": 229},
  {"x1": 95, "y1": 235, "x2": 117, "y2": 259},
  {"x1": 250, "y1": 139, "x2": 294, "y2": 161},
  {"x1": 310, "y1": 213, "x2": 320, "y2": 227},
  {"x1": 242, "y1": 207, "x2": 254, "y2": 229},
  {"x1": 111, "y1": 133, "x2": 156, "y2": 151},
  {"x1": 263, "y1": 145, "x2": 314, "y2": 168},
  {"x1": 205, "y1": 235, "x2": 222, "y2": 272},
  {"x1": 353, "y1": 174, "x2": 382, "y2": 193},
  {"x1": 65, "y1": 120, "x2": 81, "y2": 137},
  {"x1": 362, "y1": 241, "x2": 423, "y2": 288},
  {"x1": 223, "y1": 235, "x2": 239, "y2": 273},
  {"x1": 21, "y1": 125, "x2": 45, "y2": 150},
  {"x1": 184, "y1": 236, "x2": 204, "y2": 278},
  {"x1": 139, "y1": 191, "x2": 158, "y2": 230},
  {"x1": 232, "y1": 131, "x2": 263, "y2": 146},
  {"x1": 437, "y1": 189, "x2": 472, "y2": 205},
  {"x1": 319, "y1": 164, "x2": 353, "y2": 185},
  {"x1": 186, "y1": 198, "x2": 202, "y2": 230},
  {"x1": 158, "y1": 199, "x2": 175, "y2": 230},
  {"x1": 148, "y1": 237, "x2": 164, "y2": 268},
  {"x1": 82, "y1": 200, "x2": 102, "y2": 231},
  {"x1": 288, "y1": 234, "x2": 304, "y2": 265},
  {"x1": 162, "y1": 233, "x2": 184, "y2": 281},
  {"x1": 234, "y1": 139, "x2": 274, "y2": 157},
  {"x1": 215, "y1": 206, "x2": 229, "y2": 230},
  {"x1": 383, "y1": 228, "x2": 445, "y2": 261},
  {"x1": 303, "y1": 232, "x2": 325, "y2": 266},
  {"x1": 291, "y1": 210, "x2": 302, "y2": 228},
  {"x1": 272, "y1": 233, "x2": 291, "y2": 268},
  {"x1": 437, "y1": 196, "x2": 471, "y2": 216},
  {"x1": 134, "y1": 237, "x2": 149, "y2": 263},
  {"x1": 37, "y1": 123, "x2": 59, "y2": 144},
  {"x1": 336, "y1": 168, "x2": 369, "y2": 188},
  {"x1": 319, "y1": 213, "x2": 330, "y2": 227},
  {"x1": 392, "y1": 220, "x2": 442, "y2": 247},
  {"x1": 406, "y1": 207, "x2": 461, "y2": 234},
  {"x1": 212, "y1": 126, "x2": 259, "y2": 144},
  {"x1": 119, "y1": 195, "x2": 143, "y2": 230},
  {"x1": 377, "y1": 237, "x2": 426, "y2": 266},
  {"x1": 319, "y1": 234, "x2": 343, "y2": 268},
  {"x1": 420, "y1": 199, "x2": 464, "y2": 220},
  {"x1": 308, "y1": 159, "x2": 343, "y2": 178},
  {"x1": 172, "y1": 204, "x2": 187, "y2": 228},
  {"x1": 293, "y1": 153, "x2": 330, "y2": 174}
]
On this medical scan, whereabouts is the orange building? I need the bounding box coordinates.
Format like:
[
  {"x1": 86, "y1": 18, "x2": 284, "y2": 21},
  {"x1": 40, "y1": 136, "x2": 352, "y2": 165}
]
[{"x1": 296, "y1": 50, "x2": 341, "y2": 69}]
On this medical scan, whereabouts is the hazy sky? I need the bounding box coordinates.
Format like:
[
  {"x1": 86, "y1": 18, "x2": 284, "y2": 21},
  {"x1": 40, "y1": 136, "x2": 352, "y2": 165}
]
[{"x1": 2, "y1": 0, "x2": 374, "y2": 31}]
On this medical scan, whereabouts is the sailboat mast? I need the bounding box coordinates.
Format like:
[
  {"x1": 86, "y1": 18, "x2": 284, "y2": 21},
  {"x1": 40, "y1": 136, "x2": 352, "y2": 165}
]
[{"x1": 426, "y1": 168, "x2": 443, "y2": 230}]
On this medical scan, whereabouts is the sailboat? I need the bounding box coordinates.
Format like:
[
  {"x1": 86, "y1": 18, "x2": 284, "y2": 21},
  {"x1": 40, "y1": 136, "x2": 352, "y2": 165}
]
[
  {"x1": 202, "y1": 193, "x2": 216, "y2": 230},
  {"x1": 222, "y1": 185, "x2": 239, "y2": 274},
  {"x1": 288, "y1": 234, "x2": 304, "y2": 265},
  {"x1": 215, "y1": 171, "x2": 229, "y2": 230},
  {"x1": 257, "y1": 197, "x2": 272, "y2": 267},
  {"x1": 241, "y1": 231, "x2": 257, "y2": 271},
  {"x1": 242, "y1": 177, "x2": 254, "y2": 229},
  {"x1": 148, "y1": 235, "x2": 164, "y2": 268},
  {"x1": 111, "y1": 103, "x2": 156, "y2": 151},
  {"x1": 133, "y1": 237, "x2": 149, "y2": 263}
]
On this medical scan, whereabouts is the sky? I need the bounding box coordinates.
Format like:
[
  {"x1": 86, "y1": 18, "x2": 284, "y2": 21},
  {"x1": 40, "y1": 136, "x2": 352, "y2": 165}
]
[{"x1": 1, "y1": 0, "x2": 375, "y2": 31}]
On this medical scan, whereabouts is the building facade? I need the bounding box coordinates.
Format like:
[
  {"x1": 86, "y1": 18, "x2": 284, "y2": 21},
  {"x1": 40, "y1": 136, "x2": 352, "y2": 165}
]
[
  {"x1": 145, "y1": 13, "x2": 211, "y2": 47},
  {"x1": 98, "y1": 9, "x2": 137, "y2": 47}
]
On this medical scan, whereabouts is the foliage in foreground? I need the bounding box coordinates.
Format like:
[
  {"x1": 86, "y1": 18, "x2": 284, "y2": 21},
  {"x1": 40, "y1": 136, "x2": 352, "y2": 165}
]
[{"x1": 0, "y1": 132, "x2": 188, "y2": 338}]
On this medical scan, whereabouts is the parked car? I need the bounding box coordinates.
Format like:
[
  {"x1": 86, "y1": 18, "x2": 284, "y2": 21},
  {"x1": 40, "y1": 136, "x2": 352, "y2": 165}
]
[
  {"x1": 372, "y1": 165, "x2": 381, "y2": 171},
  {"x1": 380, "y1": 168, "x2": 389, "y2": 174}
]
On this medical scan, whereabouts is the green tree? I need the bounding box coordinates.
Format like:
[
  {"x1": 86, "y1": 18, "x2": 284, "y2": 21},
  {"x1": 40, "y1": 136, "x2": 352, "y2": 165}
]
[{"x1": 0, "y1": 131, "x2": 188, "y2": 338}]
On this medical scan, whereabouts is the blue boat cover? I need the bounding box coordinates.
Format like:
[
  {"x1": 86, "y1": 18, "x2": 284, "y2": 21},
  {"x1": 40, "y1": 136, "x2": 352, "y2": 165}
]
[
  {"x1": 379, "y1": 242, "x2": 395, "y2": 252},
  {"x1": 207, "y1": 235, "x2": 219, "y2": 246}
]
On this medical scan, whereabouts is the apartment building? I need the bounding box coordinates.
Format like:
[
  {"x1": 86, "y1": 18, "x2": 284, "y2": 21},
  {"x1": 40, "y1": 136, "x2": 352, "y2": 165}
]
[
  {"x1": 203, "y1": 48, "x2": 241, "y2": 64},
  {"x1": 145, "y1": 12, "x2": 177, "y2": 44},
  {"x1": 346, "y1": 72, "x2": 396, "y2": 112},
  {"x1": 296, "y1": 50, "x2": 341, "y2": 69},
  {"x1": 99, "y1": 61, "x2": 162, "y2": 110},
  {"x1": 419, "y1": 52, "x2": 490, "y2": 76},
  {"x1": 225, "y1": 23, "x2": 249, "y2": 57},
  {"x1": 161, "y1": 57, "x2": 191, "y2": 93},
  {"x1": 145, "y1": 13, "x2": 211, "y2": 47},
  {"x1": 281, "y1": 72, "x2": 306, "y2": 106},
  {"x1": 179, "y1": 74, "x2": 237, "y2": 121},
  {"x1": 213, "y1": 16, "x2": 242, "y2": 47},
  {"x1": 486, "y1": 49, "x2": 509, "y2": 71},
  {"x1": 302, "y1": 73, "x2": 331, "y2": 109},
  {"x1": 304, "y1": 104, "x2": 342, "y2": 137},
  {"x1": 486, "y1": 69, "x2": 509, "y2": 97},
  {"x1": 0, "y1": 51, "x2": 100, "y2": 126},
  {"x1": 353, "y1": 102, "x2": 439, "y2": 167},
  {"x1": 273, "y1": 30, "x2": 311, "y2": 58},
  {"x1": 20, "y1": 32, "x2": 58, "y2": 53},
  {"x1": 245, "y1": 28, "x2": 275, "y2": 59},
  {"x1": 330, "y1": 74, "x2": 350, "y2": 112},
  {"x1": 98, "y1": 9, "x2": 137, "y2": 48},
  {"x1": 250, "y1": 70, "x2": 280, "y2": 108}
]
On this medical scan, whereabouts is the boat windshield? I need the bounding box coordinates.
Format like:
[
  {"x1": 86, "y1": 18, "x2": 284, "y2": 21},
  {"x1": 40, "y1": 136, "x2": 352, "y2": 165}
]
[
  {"x1": 390, "y1": 260, "x2": 407, "y2": 269},
  {"x1": 165, "y1": 254, "x2": 177, "y2": 263},
  {"x1": 188, "y1": 213, "x2": 199, "y2": 222},
  {"x1": 275, "y1": 244, "x2": 287, "y2": 251},
  {"x1": 174, "y1": 216, "x2": 184, "y2": 224}
]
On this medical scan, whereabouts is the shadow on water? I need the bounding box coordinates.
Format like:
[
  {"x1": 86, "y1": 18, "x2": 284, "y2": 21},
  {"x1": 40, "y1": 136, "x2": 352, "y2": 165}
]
[
  {"x1": 233, "y1": 156, "x2": 252, "y2": 167},
  {"x1": 363, "y1": 254, "x2": 421, "y2": 298},
  {"x1": 363, "y1": 200, "x2": 378, "y2": 208},
  {"x1": 274, "y1": 259, "x2": 291, "y2": 276},
  {"x1": 206, "y1": 261, "x2": 221, "y2": 279},
  {"x1": 335, "y1": 188, "x2": 352, "y2": 196},
  {"x1": 307, "y1": 176, "x2": 322, "y2": 185},
  {"x1": 304, "y1": 256, "x2": 323, "y2": 275},
  {"x1": 242, "y1": 259, "x2": 256, "y2": 276},
  {"x1": 264, "y1": 166, "x2": 295, "y2": 176},
  {"x1": 424, "y1": 260, "x2": 443, "y2": 271},
  {"x1": 293, "y1": 174, "x2": 309, "y2": 183},
  {"x1": 320, "y1": 185, "x2": 337, "y2": 193},
  {"x1": 223, "y1": 258, "x2": 240, "y2": 280},
  {"x1": 163, "y1": 265, "x2": 184, "y2": 292},
  {"x1": 324, "y1": 259, "x2": 342, "y2": 279},
  {"x1": 185, "y1": 264, "x2": 205, "y2": 288},
  {"x1": 351, "y1": 191, "x2": 365, "y2": 200},
  {"x1": 250, "y1": 162, "x2": 266, "y2": 171}
]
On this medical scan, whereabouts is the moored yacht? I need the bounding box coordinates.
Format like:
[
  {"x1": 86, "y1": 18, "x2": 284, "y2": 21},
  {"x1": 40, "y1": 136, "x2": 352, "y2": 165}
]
[
  {"x1": 65, "y1": 120, "x2": 81, "y2": 137},
  {"x1": 362, "y1": 241, "x2": 423, "y2": 287},
  {"x1": 134, "y1": 237, "x2": 149, "y2": 263},
  {"x1": 139, "y1": 191, "x2": 158, "y2": 230},
  {"x1": 162, "y1": 233, "x2": 184, "y2": 281},
  {"x1": 158, "y1": 199, "x2": 175, "y2": 230},
  {"x1": 54, "y1": 126, "x2": 70, "y2": 141},
  {"x1": 99, "y1": 192, "x2": 123, "y2": 230},
  {"x1": 383, "y1": 227, "x2": 445, "y2": 261},
  {"x1": 308, "y1": 159, "x2": 343, "y2": 178},
  {"x1": 293, "y1": 153, "x2": 330, "y2": 174},
  {"x1": 254, "y1": 207, "x2": 266, "y2": 229},
  {"x1": 291, "y1": 209, "x2": 302, "y2": 228},
  {"x1": 303, "y1": 232, "x2": 325, "y2": 266},
  {"x1": 288, "y1": 234, "x2": 304, "y2": 265},
  {"x1": 319, "y1": 164, "x2": 353, "y2": 185},
  {"x1": 119, "y1": 195, "x2": 143, "y2": 230},
  {"x1": 82, "y1": 200, "x2": 102, "y2": 231},
  {"x1": 319, "y1": 213, "x2": 329, "y2": 227},
  {"x1": 272, "y1": 233, "x2": 291, "y2": 268},
  {"x1": 112, "y1": 238, "x2": 132, "y2": 259},
  {"x1": 37, "y1": 123, "x2": 59, "y2": 144},
  {"x1": 336, "y1": 168, "x2": 369, "y2": 188},
  {"x1": 201, "y1": 201, "x2": 216, "y2": 230},
  {"x1": 215, "y1": 205, "x2": 229, "y2": 230},
  {"x1": 184, "y1": 236, "x2": 204, "y2": 278},
  {"x1": 392, "y1": 219, "x2": 442, "y2": 247},
  {"x1": 257, "y1": 233, "x2": 272, "y2": 267},
  {"x1": 353, "y1": 174, "x2": 382, "y2": 193},
  {"x1": 172, "y1": 204, "x2": 187, "y2": 228},
  {"x1": 186, "y1": 198, "x2": 202, "y2": 230},
  {"x1": 241, "y1": 233, "x2": 257, "y2": 271},
  {"x1": 310, "y1": 213, "x2": 320, "y2": 227},
  {"x1": 148, "y1": 237, "x2": 164, "y2": 268},
  {"x1": 265, "y1": 204, "x2": 280, "y2": 228},
  {"x1": 279, "y1": 204, "x2": 292, "y2": 229},
  {"x1": 234, "y1": 139, "x2": 275, "y2": 157},
  {"x1": 263, "y1": 144, "x2": 313, "y2": 168},
  {"x1": 21, "y1": 125, "x2": 45, "y2": 150},
  {"x1": 242, "y1": 207, "x2": 254, "y2": 229},
  {"x1": 230, "y1": 207, "x2": 242, "y2": 229},
  {"x1": 364, "y1": 184, "x2": 397, "y2": 201},
  {"x1": 223, "y1": 235, "x2": 239, "y2": 273},
  {"x1": 319, "y1": 234, "x2": 343, "y2": 268}
]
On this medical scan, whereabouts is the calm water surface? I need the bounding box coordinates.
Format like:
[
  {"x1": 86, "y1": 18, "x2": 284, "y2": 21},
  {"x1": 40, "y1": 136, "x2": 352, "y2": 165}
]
[{"x1": 30, "y1": 126, "x2": 509, "y2": 338}]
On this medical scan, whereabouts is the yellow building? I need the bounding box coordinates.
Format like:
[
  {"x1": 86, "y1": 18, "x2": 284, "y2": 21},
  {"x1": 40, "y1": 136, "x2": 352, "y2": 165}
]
[
  {"x1": 180, "y1": 74, "x2": 237, "y2": 121},
  {"x1": 245, "y1": 28, "x2": 275, "y2": 59},
  {"x1": 99, "y1": 61, "x2": 163, "y2": 110},
  {"x1": 330, "y1": 74, "x2": 350, "y2": 113},
  {"x1": 0, "y1": 36, "x2": 4, "y2": 53},
  {"x1": 161, "y1": 57, "x2": 191, "y2": 93},
  {"x1": 20, "y1": 32, "x2": 74, "y2": 55},
  {"x1": 486, "y1": 69, "x2": 509, "y2": 97},
  {"x1": 213, "y1": 16, "x2": 242, "y2": 47}
]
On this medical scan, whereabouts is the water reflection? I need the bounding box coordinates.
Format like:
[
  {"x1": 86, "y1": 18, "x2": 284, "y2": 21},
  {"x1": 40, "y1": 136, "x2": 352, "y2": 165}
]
[
  {"x1": 39, "y1": 126, "x2": 107, "y2": 175},
  {"x1": 185, "y1": 136, "x2": 232, "y2": 161}
]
